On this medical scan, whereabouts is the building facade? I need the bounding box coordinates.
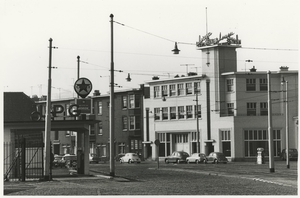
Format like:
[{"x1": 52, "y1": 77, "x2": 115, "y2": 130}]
[
  {"x1": 34, "y1": 86, "x2": 146, "y2": 160},
  {"x1": 144, "y1": 44, "x2": 298, "y2": 161}
]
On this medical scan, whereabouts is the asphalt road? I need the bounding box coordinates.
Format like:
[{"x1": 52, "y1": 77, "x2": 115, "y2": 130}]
[{"x1": 4, "y1": 160, "x2": 298, "y2": 195}]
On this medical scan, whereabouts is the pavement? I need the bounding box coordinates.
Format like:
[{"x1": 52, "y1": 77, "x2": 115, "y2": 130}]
[{"x1": 3, "y1": 160, "x2": 298, "y2": 195}]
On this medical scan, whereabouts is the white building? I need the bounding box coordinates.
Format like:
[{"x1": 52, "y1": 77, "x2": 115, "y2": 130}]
[{"x1": 143, "y1": 38, "x2": 298, "y2": 161}]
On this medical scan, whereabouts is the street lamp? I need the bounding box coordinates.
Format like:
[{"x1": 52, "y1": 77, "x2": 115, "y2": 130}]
[
  {"x1": 281, "y1": 77, "x2": 289, "y2": 169},
  {"x1": 172, "y1": 42, "x2": 180, "y2": 54}
]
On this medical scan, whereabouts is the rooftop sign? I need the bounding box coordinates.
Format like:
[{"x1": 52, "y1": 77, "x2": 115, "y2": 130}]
[{"x1": 196, "y1": 32, "x2": 241, "y2": 47}]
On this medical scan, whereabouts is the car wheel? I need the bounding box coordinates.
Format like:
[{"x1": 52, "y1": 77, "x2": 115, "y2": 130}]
[
  {"x1": 128, "y1": 159, "x2": 132, "y2": 164},
  {"x1": 119, "y1": 159, "x2": 123, "y2": 164},
  {"x1": 187, "y1": 160, "x2": 190, "y2": 164},
  {"x1": 214, "y1": 159, "x2": 218, "y2": 164},
  {"x1": 165, "y1": 159, "x2": 169, "y2": 164},
  {"x1": 176, "y1": 159, "x2": 180, "y2": 164},
  {"x1": 196, "y1": 160, "x2": 199, "y2": 164},
  {"x1": 203, "y1": 159, "x2": 207, "y2": 164}
]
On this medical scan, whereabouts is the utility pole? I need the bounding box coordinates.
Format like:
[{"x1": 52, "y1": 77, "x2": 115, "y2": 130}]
[
  {"x1": 267, "y1": 71, "x2": 275, "y2": 173},
  {"x1": 77, "y1": 56, "x2": 80, "y2": 98},
  {"x1": 44, "y1": 38, "x2": 53, "y2": 180},
  {"x1": 282, "y1": 78, "x2": 289, "y2": 168},
  {"x1": 109, "y1": 14, "x2": 115, "y2": 177},
  {"x1": 195, "y1": 89, "x2": 200, "y2": 153}
]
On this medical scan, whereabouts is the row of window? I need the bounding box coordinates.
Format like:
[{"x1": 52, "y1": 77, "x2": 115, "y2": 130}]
[
  {"x1": 89, "y1": 139, "x2": 143, "y2": 157},
  {"x1": 96, "y1": 94, "x2": 141, "y2": 115},
  {"x1": 154, "y1": 82, "x2": 200, "y2": 98},
  {"x1": 154, "y1": 105, "x2": 201, "y2": 121},
  {"x1": 247, "y1": 102, "x2": 268, "y2": 116},
  {"x1": 226, "y1": 78, "x2": 268, "y2": 92}
]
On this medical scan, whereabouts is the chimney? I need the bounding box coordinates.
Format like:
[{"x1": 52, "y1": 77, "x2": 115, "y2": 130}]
[
  {"x1": 152, "y1": 76, "x2": 159, "y2": 80},
  {"x1": 279, "y1": 66, "x2": 289, "y2": 71},
  {"x1": 93, "y1": 90, "x2": 101, "y2": 96},
  {"x1": 249, "y1": 66, "x2": 257, "y2": 72}
]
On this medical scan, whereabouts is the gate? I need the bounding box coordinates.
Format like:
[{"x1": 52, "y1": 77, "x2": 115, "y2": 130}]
[{"x1": 3, "y1": 139, "x2": 44, "y2": 181}]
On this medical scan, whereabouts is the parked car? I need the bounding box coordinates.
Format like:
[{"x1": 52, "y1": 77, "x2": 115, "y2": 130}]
[
  {"x1": 120, "y1": 153, "x2": 141, "y2": 164},
  {"x1": 280, "y1": 149, "x2": 298, "y2": 160},
  {"x1": 62, "y1": 154, "x2": 77, "y2": 168},
  {"x1": 205, "y1": 152, "x2": 228, "y2": 164},
  {"x1": 165, "y1": 151, "x2": 189, "y2": 164},
  {"x1": 115, "y1": 153, "x2": 125, "y2": 161},
  {"x1": 186, "y1": 153, "x2": 206, "y2": 164},
  {"x1": 53, "y1": 155, "x2": 64, "y2": 167},
  {"x1": 89, "y1": 153, "x2": 101, "y2": 163}
]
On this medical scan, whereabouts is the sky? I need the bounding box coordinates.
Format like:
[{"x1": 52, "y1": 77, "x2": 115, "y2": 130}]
[{"x1": 1, "y1": 0, "x2": 299, "y2": 100}]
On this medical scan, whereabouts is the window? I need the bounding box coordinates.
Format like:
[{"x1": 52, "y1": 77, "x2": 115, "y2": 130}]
[
  {"x1": 260, "y1": 102, "x2": 268, "y2": 116},
  {"x1": 221, "y1": 130, "x2": 231, "y2": 156},
  {"x1": 227, "y1": 103, "x2": 234, "y2": 116},
  {"x1": 246, "y1": 79, "x2": 256, "y2": 91},
  {"x1": 129, "y1": 116, "x2": 140, "y2": 130},
  {"x1": 161, "y1": 85, "x2": 168, "y2": 97},
  {"x1": 169, "y1": 84, "x2": 176, "y2": 96},
  {"x1": 227, "y1": 79, "x2": 233, "y2": 92},
  {"x1": 98, "y1": 121, "x2": 103, "y2": 135},
  {"x1": 122, "y1": 116, "x2": 128, "y2": 130},
  {"x1": 154, "y1": 108, "x2": 160, "y2": 120},
  {"x1": 247, "y1": 103, "x2": 256, "y2": 116},
  {"x1": 154, "y1": 86, "x2": 160, "y2": 98},
  {"x1": 170, "y1": 107, "x2": 176, "y2": 119},
  {"x1": 90, "y1": 125, "x2": 95, "y2": 135},
  {"x1": 66, "y1": 131, "x2": 70, "y2": 136},
  {"x1": 162, "y1": 107, "x2": 168, "y2": 120},
  {"x1": 194, "y1": 105, "x2": 201, "y2": 118},
  {"x1": 129, "y1": 94, "x2": 140, "y2": 108},
  {"x1": 129, "y1": 116, "x2": 135, "y2": 130},
  {"x1": 194, "y1": 82, "x2": 200, "y2": 94},
  {"x1": 186, "y1": 105, "x2": 193, "y2": 118},
  {"x1": 244, "y1": 129, "x2": 281, "y2": 157},
  {"x1": 122, "y1": 96, "x2": 127, "y2": 109},
  {"x1": 186, "y1": 83, "x2": 193, "y2": 95},
  {"x1": 178, "y1": 106, "x2": 184, "y2": 119},
  {"x1": 118, "y1": 143, "x2": 125, "y2": 154},
  {"x1": 178, "y1": 84, "x2": 184, "y2": 95},
  {"x1": 98, "y1": 102, "x2": 102, "y2": 115},
  {"x1": 260, "y1": 78, "x2": 267, "y2": 91},
  {"x1": 129, "y1": 95, "x2": 134, "y2": 108}
]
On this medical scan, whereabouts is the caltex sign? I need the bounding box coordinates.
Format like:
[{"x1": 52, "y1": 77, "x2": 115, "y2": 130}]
[{"x1": 74, "y1": 77, "x2": 92, "y2": 98}]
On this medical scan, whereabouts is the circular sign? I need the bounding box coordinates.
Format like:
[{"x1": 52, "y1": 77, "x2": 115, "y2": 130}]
[{"x1": 74, "y1": 78, "x2": 93, "y2": 98}]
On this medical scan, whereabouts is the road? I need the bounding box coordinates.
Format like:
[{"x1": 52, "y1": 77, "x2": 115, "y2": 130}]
[{"x1": 4, "y1": 160, "x2": 297, "y2": 195}]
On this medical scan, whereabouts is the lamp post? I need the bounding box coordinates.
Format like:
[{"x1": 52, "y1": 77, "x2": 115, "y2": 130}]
[
  {"x1": 281, "y1": 77, "x2": 289, "y2": 168},
  {"x1": 109, "y1": 14, "x2": 115, "y2": 177}
]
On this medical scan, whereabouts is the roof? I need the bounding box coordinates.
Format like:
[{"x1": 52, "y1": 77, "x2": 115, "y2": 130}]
[
  {"x1": 144, "y1": 75, "x2": 206, "y2": 85},
  {"x1": 4, "y1": 92, "x2": 37, "y2": 122},
  {"x1": 221, "y1": 70, "x2": 298, "y2": 76}
]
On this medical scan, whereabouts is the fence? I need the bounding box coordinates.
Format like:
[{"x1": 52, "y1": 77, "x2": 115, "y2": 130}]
[{"x1": 3, "y1": 139, "x2": 44, "y2": 181}]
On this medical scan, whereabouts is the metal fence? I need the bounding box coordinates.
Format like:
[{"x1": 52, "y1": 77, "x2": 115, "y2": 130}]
[{"x1": 3, "y1": 139, "x2": 44, "y2": 181}]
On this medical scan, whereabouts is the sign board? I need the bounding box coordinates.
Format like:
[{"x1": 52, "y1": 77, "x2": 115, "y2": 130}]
[
  {"x1": 76, "y1": 98, "x2": 91, "y2": 114},
  {"x1": 74, "y1": 78, "x2": 92, "y2": 98}
]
